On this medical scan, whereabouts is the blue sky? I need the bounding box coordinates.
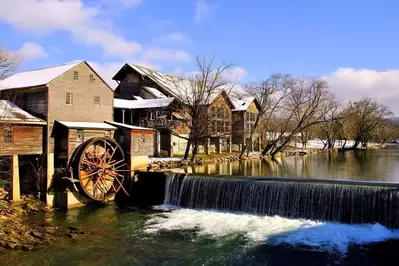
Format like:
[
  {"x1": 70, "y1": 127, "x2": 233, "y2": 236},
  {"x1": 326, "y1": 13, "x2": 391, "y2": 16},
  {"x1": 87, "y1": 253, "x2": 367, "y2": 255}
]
[{"x1": 1, "y1": 0, "x2": 399, "y2": 113}]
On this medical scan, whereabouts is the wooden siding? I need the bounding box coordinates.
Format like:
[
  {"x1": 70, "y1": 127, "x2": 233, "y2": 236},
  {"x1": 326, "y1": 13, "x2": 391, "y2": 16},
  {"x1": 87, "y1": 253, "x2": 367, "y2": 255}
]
[
  {"x1": 207, "y1": 94, "x2": 233, "y2": 137},
  {"x1": 114, "y1": 127, "x2": 132, "y2": 156},
  {"x1": 47, "y1": 62, "x2": 114, "y2": 153},
  {"x1": 131, "y1": 129, "x2": 154, "y2": 156},
  {"x1": 12, "y1": 89, "x2": 48, "y2": 120},
  {"x1": 232, "y1": 112, "x2": 245, "y2": 139},
  {"x1": 67, "y1": 129, "x2": 115, "y2": 161},
  {"x1": 0, "y1": 125, "x2": 43, "y2": 155}
]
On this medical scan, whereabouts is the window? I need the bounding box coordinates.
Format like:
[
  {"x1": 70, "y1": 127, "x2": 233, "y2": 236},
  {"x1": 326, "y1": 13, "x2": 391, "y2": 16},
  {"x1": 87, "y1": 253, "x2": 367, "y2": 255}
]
[
  {"x1": 89, "y1": 74, "x2": 95, "y2": 83},
  {"x1": 73, "y1": 71, "x2": 79, "y2": 80},
  {"x1": 66, "y1": 92, "x2": 73, "y2": 105},
  {"x1": 4, "y1": 126, "x2": 13, "y2": 144},
  {"x1": 77, "y1": 129, "x2": 84, "y2": 143},
  {"x1": 94, "y1": 96, "x2": 100, "y2": 106}
]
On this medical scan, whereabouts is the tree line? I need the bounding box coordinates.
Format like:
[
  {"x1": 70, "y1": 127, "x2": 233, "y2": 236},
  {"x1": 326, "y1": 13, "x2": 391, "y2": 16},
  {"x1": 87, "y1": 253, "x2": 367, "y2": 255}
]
[{"x1": 171, "y1": 57, "x2": 397, "y2": 160}]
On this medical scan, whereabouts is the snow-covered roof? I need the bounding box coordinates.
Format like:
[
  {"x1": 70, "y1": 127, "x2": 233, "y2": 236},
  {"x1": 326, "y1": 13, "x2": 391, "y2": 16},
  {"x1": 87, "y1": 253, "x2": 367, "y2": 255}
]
[
  {"x1": 116, "y1": 63, "x2": 241, "y2": 105},
  {"x1": 0, "y1": 62, "x2": 81, "y2": 90},
  {"x1": 105, "y1": 121, "x2": 155, "y2": 131},
  {"x1": 127, "y1": 64, "x2": 192, "y2": 98},
  {"x1": 140, "y1": 86, "x2": 167, "y2": 98},
  {"x1": 0, "y1": 100, "x2": 47, "y2": 125},
  {"x1": 114, "y1": 98, "x2": 175, "y2": 109},
  {"x1": 57, "y1": 121, "x2": 116, "y2": 130},
  {"x1": 231, "y1": 96, "x2": 256, "y2": 111}
]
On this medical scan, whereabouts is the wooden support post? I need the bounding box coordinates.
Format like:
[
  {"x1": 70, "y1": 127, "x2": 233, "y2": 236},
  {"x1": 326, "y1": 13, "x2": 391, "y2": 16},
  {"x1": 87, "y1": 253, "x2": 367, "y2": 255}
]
[
  {"x1": 228, "y1": 137, "x2": 232, "y2": 153},
  {"x1": 205, "y1": 138, "x2": 210, "y2": 155},
  {"x1": 122, "y1": 109, "x2": 126, "y2": 124},
  {"x1": 47, "y1": 153, "x2": 54, "y2": 190},
  {"x1": 216, "y1": 138, "x2": 222, "y2": 154},
  {"x1": 10, "y1": 154, "x2": 21, "y2": 202},
  {"x1": 259, "y1": 137, "x2": 262, "y2": 152}
]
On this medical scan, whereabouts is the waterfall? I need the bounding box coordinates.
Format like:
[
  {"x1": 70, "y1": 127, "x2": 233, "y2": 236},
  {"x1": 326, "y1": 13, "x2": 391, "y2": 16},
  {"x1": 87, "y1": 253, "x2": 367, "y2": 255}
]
[
  {"x1": 164, "y1": 174, "x2": 399, "y2": 228},
  {"x1": 164, "y1": 172, "x2": 186, "y2": 205}
]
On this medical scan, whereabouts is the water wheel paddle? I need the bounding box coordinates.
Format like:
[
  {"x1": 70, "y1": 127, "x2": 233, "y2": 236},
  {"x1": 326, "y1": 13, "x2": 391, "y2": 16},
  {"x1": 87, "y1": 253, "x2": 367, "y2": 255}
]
[{"x1": 69, "y1": 137, "x2": 129, "y2": 202}]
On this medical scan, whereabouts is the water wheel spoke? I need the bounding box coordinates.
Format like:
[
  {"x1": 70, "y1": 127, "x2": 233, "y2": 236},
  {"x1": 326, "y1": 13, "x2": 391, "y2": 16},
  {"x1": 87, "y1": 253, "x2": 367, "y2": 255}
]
[
  {"x1": 108, "y1": 159, "x2": 125, "y2": 168},
  {"x1": 81, "y1": 169, "x2": 102, "y2": 180},
  {"x1": 107, "y1": 170, "x2": 129, "y2": 196},
  {"x1": 113, "y1": 163, "x2": 127, "y2": 170},
  {"x1": 106, "y1": 146, "x2": 118, "y2": 165}
]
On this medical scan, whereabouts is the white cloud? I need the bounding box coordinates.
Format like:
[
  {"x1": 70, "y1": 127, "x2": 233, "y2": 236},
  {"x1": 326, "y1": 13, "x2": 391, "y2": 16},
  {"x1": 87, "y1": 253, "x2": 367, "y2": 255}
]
[
  {"x1": 225, "y1": 66, "x2": 248, "y2": 82},
  {"x1": 324, "y1": 68, "x2": 399, "y2": 115},
  {"x1": 195, "y1": 0, "x2": 216, "y2": 23},
  {"x1": 0, "y1": 0, "x2": 141, "y2": 58},
  {"x1": 156, "y1": 32, "x2": 191, "y2": 43},
  {"x1": 142, "y1": 48, "x2": 191, "y2": 62},
  {"x1": 17, "y1": 42, "x2": 47, "y2": 60}
]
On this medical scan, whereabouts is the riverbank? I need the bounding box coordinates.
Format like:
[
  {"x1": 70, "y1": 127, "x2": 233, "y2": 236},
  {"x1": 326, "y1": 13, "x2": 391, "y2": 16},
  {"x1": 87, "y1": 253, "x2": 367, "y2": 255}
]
[
  {"x1": 148, "y1": 148, "x2": 329, "y2": 171},
  {"x1": 0, "y1": 196, "x2": 91, "y2": 250}
]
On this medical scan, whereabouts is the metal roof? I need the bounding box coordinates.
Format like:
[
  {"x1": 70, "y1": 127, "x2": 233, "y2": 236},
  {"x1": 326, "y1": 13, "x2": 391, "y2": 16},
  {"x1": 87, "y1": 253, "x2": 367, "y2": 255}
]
[
  {"x1": 140, "y1": 86, "x2": 167, "y2": 98},
  {"x1": 0, "y1": 62, "x2": 81, "y2": 90},
  {"x1": 0, "y1": 100, "x2": 47, "y2": 125},
  {"x1": 114, "y1": 98, "x2": 175, "y2": 109},
  {"x1": 57, "y1": 121, "x2": 116, "y2": 130}
]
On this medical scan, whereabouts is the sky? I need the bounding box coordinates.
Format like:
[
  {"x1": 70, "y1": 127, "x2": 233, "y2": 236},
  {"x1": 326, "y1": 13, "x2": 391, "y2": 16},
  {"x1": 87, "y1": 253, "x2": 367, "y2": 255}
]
[{"x1": 1, "y1": 0, "x2": 399, "y2": 113}]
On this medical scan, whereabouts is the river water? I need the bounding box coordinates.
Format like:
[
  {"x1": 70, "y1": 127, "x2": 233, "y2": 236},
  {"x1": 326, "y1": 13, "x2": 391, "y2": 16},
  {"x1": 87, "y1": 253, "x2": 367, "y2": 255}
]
[{"x1": 2, "y1": 148, "x2": 399, "y2": 265}]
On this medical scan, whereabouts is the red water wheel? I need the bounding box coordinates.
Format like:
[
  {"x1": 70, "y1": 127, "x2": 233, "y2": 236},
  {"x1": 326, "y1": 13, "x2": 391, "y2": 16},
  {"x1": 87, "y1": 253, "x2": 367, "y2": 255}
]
[{"x1": 70, "y1": 137, "x2": 129, "y2": 202}]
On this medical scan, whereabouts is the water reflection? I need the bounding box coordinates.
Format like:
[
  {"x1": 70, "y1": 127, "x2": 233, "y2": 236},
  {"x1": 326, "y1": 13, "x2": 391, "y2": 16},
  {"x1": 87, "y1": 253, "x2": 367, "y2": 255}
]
[{"x1": 186, "y1": 147, "x2": 399, "y2": 182}]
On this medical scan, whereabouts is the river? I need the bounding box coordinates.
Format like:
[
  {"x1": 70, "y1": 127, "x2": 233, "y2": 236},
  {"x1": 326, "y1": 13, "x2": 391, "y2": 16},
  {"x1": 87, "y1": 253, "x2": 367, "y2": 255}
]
[{"x1": 2, "y1": 147, "x2": 399, "y2": 265}]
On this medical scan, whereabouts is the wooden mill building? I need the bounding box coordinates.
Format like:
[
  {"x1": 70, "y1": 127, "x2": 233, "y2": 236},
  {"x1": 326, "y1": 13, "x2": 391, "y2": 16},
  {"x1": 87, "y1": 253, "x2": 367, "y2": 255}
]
[{"x1": 0, "y1": 61, "x2": 116, "y2": 203}]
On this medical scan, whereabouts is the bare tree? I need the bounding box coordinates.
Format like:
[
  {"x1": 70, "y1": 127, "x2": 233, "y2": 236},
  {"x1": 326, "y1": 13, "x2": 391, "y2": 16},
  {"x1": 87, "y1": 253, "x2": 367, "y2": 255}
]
[
  {"x1": 261, "y1": 77, "x2": 335, "y2": 157},
  {"x1": 172, "y1": 56, "x2": 235, "y2": 161},
  {"x1": 373, "y1": 119, "x2": 396, "y2": 145},
  {"x1": 345, "y1": 98, "x2": 393, "y2": 149},
  {"x1": 239, "y1": 73, "x2": 292, "y2": 158},
  {"x1": 314, "y1": 96, "x2": 343, "y2": 150}
]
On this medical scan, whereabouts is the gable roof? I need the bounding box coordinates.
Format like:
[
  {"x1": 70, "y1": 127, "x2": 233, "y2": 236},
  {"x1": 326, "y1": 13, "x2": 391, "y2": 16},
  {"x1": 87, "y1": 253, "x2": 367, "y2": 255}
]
[
  {"x1": 0, "y1": 100, "x2": 46, "y2": 125},
  {"x1": 0, "y1": 61, "x2": 114, "y2": 92},
  {"x1": 114, "y1": 97, "x2": 175, "y2": 110},
  {"x1": 231, "y1": 96, "x2": 261, "y2": 112},
  {"x1": 0, "y1": 62, "x2": 81, "y2": 90},
  {"x1": 139, "y1": 86, "x2": 167, "y2": 98},
  {"x1": 113, "y1": 63, "x2": 191, "y2": 98}
]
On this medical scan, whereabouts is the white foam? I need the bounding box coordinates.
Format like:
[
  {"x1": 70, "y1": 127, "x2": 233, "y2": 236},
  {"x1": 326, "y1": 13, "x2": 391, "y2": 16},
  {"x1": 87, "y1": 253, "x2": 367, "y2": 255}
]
[{"x1": 144, "y1": 208, "x2": 399, "y2": 254}]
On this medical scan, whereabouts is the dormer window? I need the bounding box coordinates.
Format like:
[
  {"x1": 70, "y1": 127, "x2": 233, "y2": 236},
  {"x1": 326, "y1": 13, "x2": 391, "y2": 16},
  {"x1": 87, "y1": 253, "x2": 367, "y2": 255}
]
[{"x1": 73, "y1": 71, "x2": 79, "y2": 80}]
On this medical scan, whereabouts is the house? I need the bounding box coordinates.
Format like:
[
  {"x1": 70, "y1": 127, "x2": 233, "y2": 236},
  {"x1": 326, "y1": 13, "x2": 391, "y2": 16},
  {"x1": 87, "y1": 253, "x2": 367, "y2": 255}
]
[
  {"x1": 201, "y1": 90, "x2": 234, "y2": 154},
  {"x1": 0, "y1": 100, "x2": 46, "y2": 201},
  {"x1": 231, "y1": 96, "x2": 262, "y2": 152},
  {"x1": 0, "y1": 61, "x2": 114, "y2": 202},
  {"x1": 112, "y1": 63, "x2": 234, "y2": 156}
]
